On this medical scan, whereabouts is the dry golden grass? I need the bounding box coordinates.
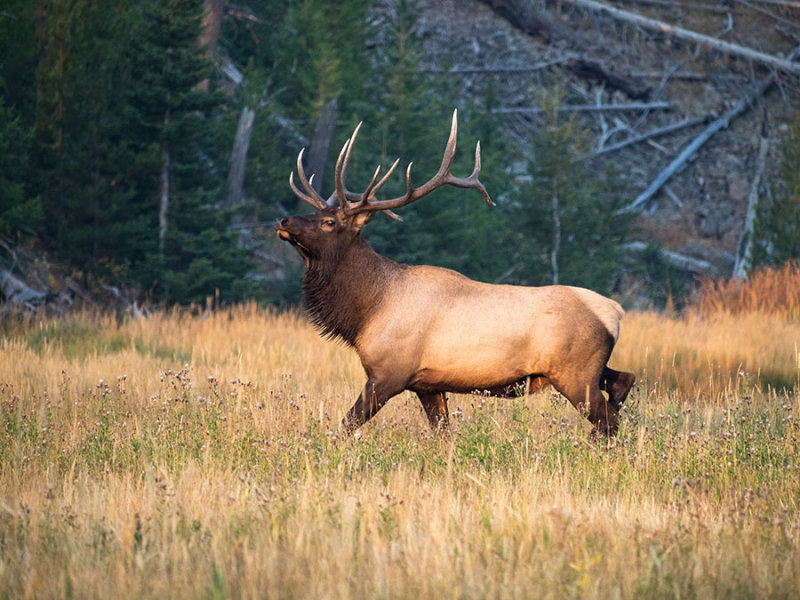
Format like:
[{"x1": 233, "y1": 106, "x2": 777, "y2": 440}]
[
  {"x1": 692, "y1": 261, "x2": 800, "y2": 320},
  {"x1": 1, "y1": 303, "x2": 799, "y2": 599}
]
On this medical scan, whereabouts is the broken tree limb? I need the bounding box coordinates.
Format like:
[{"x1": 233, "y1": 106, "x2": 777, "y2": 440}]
[
  {"x1": 745, "y1": 0, "x2": 800, "y2": 8},
  {"x1": 420, "y1": 58, "x2": 571, "y2": 74},
  {"x1": 493, "y1": 101, "x2": 670, "y2": 114},
  {"x1": 478, "y1": 0, "x2": 570, "y2": 43},
  {"x1": 0, "y1": 267, "x2": 47, "y2": 306},
  {"x1": 621, "y1": 0, "x2": 729, "y2": 13},
  {"x1": 592, "y1": 114, "x2": 713, "y2": 156},
  {"x1": 566, "y1": 58, "x2": 653, "y2": 100},
  {"x1": 735, "y1": 0, "x2": 800, "y2": 31},
  {"x1": 621, "y1": 79, "x2": 773, "y2": 213},
  {"x1": 732, "y1": 111, "x2": 769, "y2": 279},
  {"x1": 562, "y1": 0, "x2": 800, "y2": 74},
  {"x1": 621, "y1": 44, "x2": 800, "y2": 214},
  {"x1": 624, "y1": 241, "x2": 715, "y2": 276}
]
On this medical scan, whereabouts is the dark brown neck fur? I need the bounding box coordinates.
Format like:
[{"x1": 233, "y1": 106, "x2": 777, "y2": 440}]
[{"x1": 302, "y1": 235, "x2": 403, "y2": 346}]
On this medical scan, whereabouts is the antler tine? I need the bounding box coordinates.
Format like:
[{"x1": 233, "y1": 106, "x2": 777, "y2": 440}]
[
  {"x1": 333, "y1": 136, "x2": 351, "y2": 210},
  {"x1": 404, "y1": 162, "x2": 414, "y2": 199},
  {"x1": 290, "y1": 172, "x2": 326, "y2": 210},
  {"x1": 336, "y1": 122, "x2": 362, "y2": 211},
  {"x1": 290, "y1": 148, "x2": 327, "y2": 209},
  {"x1": 359, "y1": 164, "x2": 382, "y2": 205},
  {"x1": 472, "y1": 141, "x2": 495, "y2": 206},
  {"x1": 344, "y1": 161, "x2": 405, "y2": 221},
  {"x1": 367, "y1": 157, "x2": 400, "y2": 201},
  {"x1": 448, "y1": 140, "x2": 494, "y2": 206}
]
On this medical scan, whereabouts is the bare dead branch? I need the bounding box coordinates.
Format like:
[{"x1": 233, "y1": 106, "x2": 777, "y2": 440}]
[
  {"x1": 733, "y1": 111, "x2": 769, "y2": 279},
  {"x1": 493, "y1": 101, "x2": 671, "y2": 114},
  {"x1": 618, "y1": 0, "x2": 730, "y2": 12},
  {"x1": 733, "y1": 0, "x2": 800, "y2": 31},
  {"x1": 624, "y1": 242, "x2": 715, "y2": 276},
  {"x1": 621, "y1": 45, "x2": 800, "y2": 213},
  {"x1": 565, "y1": 58, "x2": 653, "y2": 100},
  {"x1": 592, "y1": 114, "x2": 713, "y2": 156},
  {"x1": 562, "y1": 0, "x2": 800, "y2": 74},
  {"x1": 419, "y1": 58, "x2": 572, "y2": 74}
]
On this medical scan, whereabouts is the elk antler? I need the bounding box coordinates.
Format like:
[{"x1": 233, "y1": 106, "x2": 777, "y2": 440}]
[
  {"x1": 332, "y1": 109, "x2": 494, "y2": 219},
  {"x1": 288, "y1": 109, "x2": 494, "y2": 218}
]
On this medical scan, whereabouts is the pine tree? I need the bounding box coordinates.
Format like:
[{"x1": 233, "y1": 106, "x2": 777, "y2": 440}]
[
  {"x1": 0, "y1": 92, "x2": 41, "y2": 239},
  {"x1": 509, "y1": 89, "x2": 630, "y2": 293},
  {"x1": 359, "y1": 0, "x2": 510, "y2": 283},
  {"x1": 0, "y1": 0, "x2": 38, "y2": 123},
  {"x1": 122, "y1": 0, "x2": 255, "y2": 303},
  {"x1": 282, "y1": 0, "x2": 371, "y2": 121},
  {"x1": 750, "y1": 116, "x2": 800, "y2": 269},
  {"x1": 27, "y1": 1, "x2": 136, "y2": 273},
  {"x1": 0, "y1": 4, "x2": 39, "y2": 240}
]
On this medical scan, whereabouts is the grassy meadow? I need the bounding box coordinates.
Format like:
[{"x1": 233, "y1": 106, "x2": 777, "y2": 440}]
[{"x1": 2, "y1": 280, "x2": 800, "y2": 598}]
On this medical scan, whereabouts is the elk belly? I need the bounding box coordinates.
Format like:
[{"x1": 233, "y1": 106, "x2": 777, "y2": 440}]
[{"x1": 411, "y1": 321, "x2": 543, "y2": 393}]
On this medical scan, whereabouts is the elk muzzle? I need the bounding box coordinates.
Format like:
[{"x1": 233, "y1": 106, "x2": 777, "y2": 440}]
[{"x1": 275, "y1": 217, "x2": 292, "y2": 241}]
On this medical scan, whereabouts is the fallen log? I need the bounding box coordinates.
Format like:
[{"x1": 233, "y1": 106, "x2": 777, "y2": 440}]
[
  {"x1": 624, "y1": 241, "x2": 715, "y2": 276},
  {"x1": 592, "y1": 114, "x2": 713, "y2": 156},
  {"x1": 566, "y1": 58, "x2": 653, "y2": 100},
  {"x1": 494, "y1": 101, "x2": 670, "y2": 114},
  {"x1": 619, "y1": 45, "x2": 798, "y2": 214},
  {"x1": 0, "y1": 267, "x2": 47, "y2": 307},
  {"x1": 562, "y1": 0, "x2": 800, "y2": 74}
]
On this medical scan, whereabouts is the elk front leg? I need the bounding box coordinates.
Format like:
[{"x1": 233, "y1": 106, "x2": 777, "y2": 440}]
[
  {"x1": 341, "y1": 378, "x2": 399, "y2": 435},
  {"x1": 417, "y1": 392, "x2": 449, "y2": 432}
]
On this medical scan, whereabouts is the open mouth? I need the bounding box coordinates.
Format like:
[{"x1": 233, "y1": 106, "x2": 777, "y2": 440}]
[{"x1": 275, "y1": 227, "x2": 292, "y2": 242}]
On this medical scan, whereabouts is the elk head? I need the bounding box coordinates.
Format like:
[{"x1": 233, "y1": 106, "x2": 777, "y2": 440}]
[{"x1": 275, "y1": 109, "x2": 494, "y2": 262}]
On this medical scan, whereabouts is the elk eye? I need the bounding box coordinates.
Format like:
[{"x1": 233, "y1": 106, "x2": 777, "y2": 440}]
[{"x1": 322, "y1": 219, "x2": 336, "y2": 229}]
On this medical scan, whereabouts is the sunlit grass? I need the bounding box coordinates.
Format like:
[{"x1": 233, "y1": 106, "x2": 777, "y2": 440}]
[{"x1": 1, "y1": 304, "x2": 799, "y2": 598}]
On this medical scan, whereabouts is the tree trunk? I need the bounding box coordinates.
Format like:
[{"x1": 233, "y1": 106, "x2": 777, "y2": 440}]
[
  {"x1": 306, "y1": 98, "x2": 338, "y2": 194},
  {"x1": 197, "y1": 0, "x2": 225, "y2": 92},
  {"x1": 199, "y1": 0, "x2": 225, "y2": 54},
  {"x1": 226, "y1": 106, "x2": 255, "y2": 209},
  {"x1": 159, "y1": 144, "x2": 170, "y2": 255},
  {"x1": 733, "y1": 114, "x2": 769, "y2": 279},
  {"x1": 551, "y1": 190, "x2": 560, "y2": 285}
]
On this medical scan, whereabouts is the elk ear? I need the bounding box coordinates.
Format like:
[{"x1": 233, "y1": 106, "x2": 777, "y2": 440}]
[{"x1": 351, "y1": 211, "x2": 374, "y2": 231}]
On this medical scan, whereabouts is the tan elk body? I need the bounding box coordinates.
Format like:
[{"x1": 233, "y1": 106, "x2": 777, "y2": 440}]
[{"x1": 276, "y1": 111, "x2": 634, "y2": 436}]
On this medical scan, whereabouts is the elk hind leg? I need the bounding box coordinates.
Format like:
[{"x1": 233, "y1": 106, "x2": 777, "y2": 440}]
[
  {"x1": 417, "y1": 392, "x2": 449, "y2": 432},
  {"x1": 558, "y1": 378, "x2": 620, "y2": 437},
  {"x1": 600, "y1": 367, "x2": 636, "y2": 411}
]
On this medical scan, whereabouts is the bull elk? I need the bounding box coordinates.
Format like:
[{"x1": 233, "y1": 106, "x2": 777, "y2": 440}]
[{"x1": 275, "y1": 110, "x2": 635, "y2": 437}]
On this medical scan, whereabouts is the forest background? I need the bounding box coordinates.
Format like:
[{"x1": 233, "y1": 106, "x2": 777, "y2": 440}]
[{"x1": 1, "y1": 0, "x2": 798, "y2": 310}]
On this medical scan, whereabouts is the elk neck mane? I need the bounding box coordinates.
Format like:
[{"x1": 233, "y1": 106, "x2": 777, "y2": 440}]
[{"x1": 302, "y1": 234, "x2": 402, "y2": 347}]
